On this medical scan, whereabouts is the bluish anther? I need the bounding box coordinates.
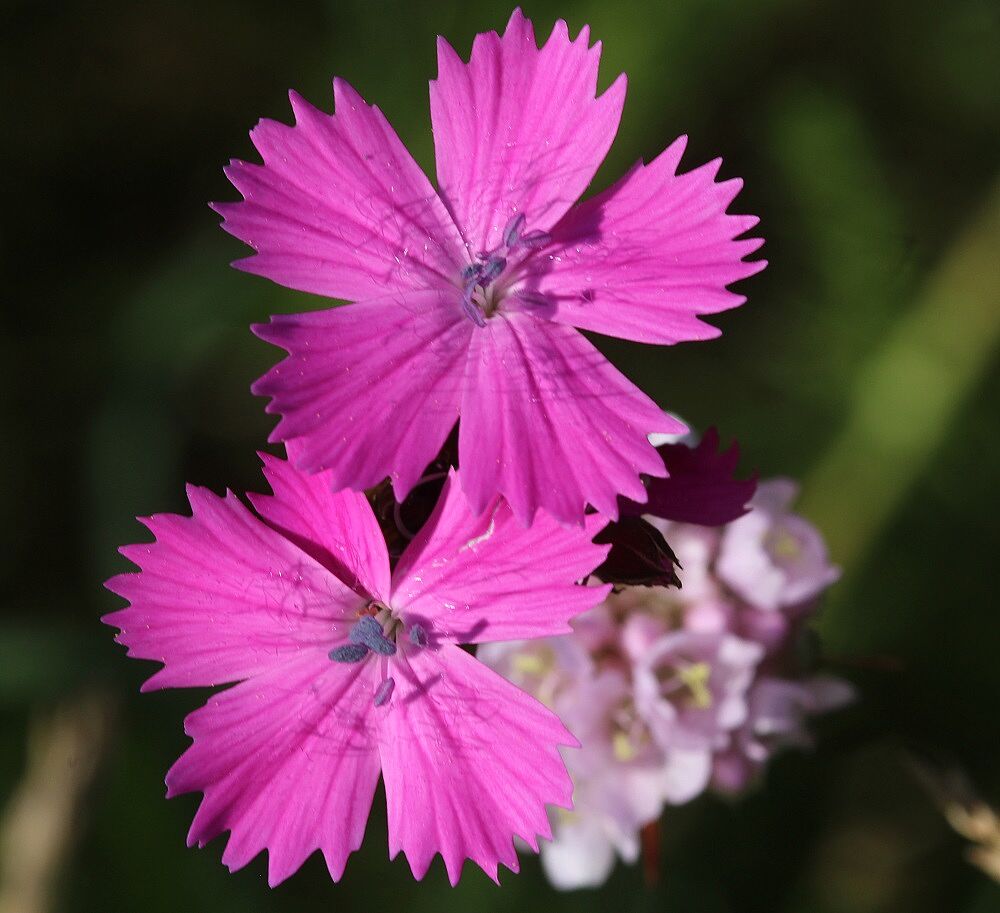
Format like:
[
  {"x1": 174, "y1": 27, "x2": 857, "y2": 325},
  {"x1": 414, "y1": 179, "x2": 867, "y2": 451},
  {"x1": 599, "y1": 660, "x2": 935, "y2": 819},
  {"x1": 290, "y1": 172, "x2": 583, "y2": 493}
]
[
  {"x1": 374, "y1": 677, "x2": 395, "y2": 707},
  {"x1": 458, "y1": 215, "x2": 550, "y2": 327},
  {"x1": 516, "y1": 229, "x2": 550, "y2": 250},
  {"x1": 461, "y1": 288, "x2": 487, "y2": 327},
  {"x1": 409, "y1": 623, "x2": 428, "y2": 647},
  {"x1": 502, "y1": 213, "x2": 526, "y2": 248},
  {"x1": 480, "y1": 255, "x2": 507, "y2": 284},
  {"x1": 349, "y1": 615, "x2": 397, "y2": 655},
  {"x1": 329, "y1": 642, "x2": 369, "y2": 663}
]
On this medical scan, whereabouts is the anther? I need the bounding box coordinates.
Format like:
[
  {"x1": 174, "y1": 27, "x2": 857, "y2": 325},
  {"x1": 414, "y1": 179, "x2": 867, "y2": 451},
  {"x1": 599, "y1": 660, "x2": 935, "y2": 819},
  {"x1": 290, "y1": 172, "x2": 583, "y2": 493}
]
[
  {"x1": 515, "y1": 229, "x2": 550, "y2": 250},
  {"x1": 461, "y1": 289, "x2": 487, "y2": 328},
  {"x1": 409, "y1": 624, "x2": 428, "y2": 647},
  {"x1": 349, "y1": 616, "x2": 397, "y2": 656},
  {"x1": 374, "y1": 677, "x2": 395, "y2": 707},
  {"x1": 677, "y1": 662, "x2": 713, "y2": 709},
  {"x1": 329, "y1": 643, "x2": 369, "y2": 663},
  {"x1": 480, "y1": 255, "x2": 506, "y2": 284},
  {"x1": 502, "y1": 213, "x2": 526, "y2": 248}
]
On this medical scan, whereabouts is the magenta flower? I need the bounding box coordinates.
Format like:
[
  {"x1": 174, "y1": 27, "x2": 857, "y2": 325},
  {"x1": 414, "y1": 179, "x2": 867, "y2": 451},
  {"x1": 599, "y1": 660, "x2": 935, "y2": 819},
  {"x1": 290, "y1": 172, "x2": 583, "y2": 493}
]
[
  {"x1": 103, "y1": 455, "x2": 611, "y2": 885},
  {"x1": 217, "y1": 9, "x2": 764, "y2": 525}
]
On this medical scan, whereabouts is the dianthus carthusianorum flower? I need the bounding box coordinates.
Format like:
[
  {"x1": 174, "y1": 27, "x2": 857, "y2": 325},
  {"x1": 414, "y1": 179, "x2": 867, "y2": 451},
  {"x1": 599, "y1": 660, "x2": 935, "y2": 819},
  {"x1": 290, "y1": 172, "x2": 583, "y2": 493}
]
[
  {"x1": 218, "y1": 9, "x2": 764, "y2": 525},
  {"x1": 103, "y1": 456, "x2": 611, "y2": 885}
]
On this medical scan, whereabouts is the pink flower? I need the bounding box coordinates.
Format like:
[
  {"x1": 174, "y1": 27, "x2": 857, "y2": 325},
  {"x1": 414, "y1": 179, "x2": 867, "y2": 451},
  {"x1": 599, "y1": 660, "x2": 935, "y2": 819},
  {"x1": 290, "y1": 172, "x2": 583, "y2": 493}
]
[
  {"x1": 103, "y1": 456, "x2": 611, "y2": 885},
  {"x1": 717, "y1": 479, "x2": 841, "y2": 611},
  {"x1": 542, "y1": 670, "x2": 672, "y2": 889},
  {"x1": 633, "y1": 630, "x2": 763, "y2": 801},
  {"x1": 476, "y1": 636, "x2": 594, "y2": 709},
  {"x1": 218, "y1": 9, "x2": 764, "y2": 525},
  {"x1": 712, "y1": 675, "x2": 855, "y2": 793}
]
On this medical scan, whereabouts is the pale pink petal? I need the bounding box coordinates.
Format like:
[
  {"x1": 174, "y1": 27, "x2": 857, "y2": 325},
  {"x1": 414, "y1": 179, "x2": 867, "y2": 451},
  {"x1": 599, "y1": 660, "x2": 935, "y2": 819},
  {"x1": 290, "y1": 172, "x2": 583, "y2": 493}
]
[
  {"x1": 458, "y1": 313, "x2": 682, "y2": 523},
  {"x1": 660, "y1": 749, "x2": 713, "y2": 804},
  {"x1": 391, "y1": 472, "x2": 610, "y2": 643},
  {"x1": 377, "y1": 644, "x2": 575, "y2": 884},
  {"x1": 540, "y1": 814, "x2": 617, "y2": 890},
  {"x1": 803, "y1": 675, "x2": 856, "y2": 713},
  {"x1": 247, "y1": 452, "x2": 391, "y2": 601},
  {"x1": 516, "y1": 135, "x2": 765, "y2": 343},
  {"x1": 215, "y1": 79, "x2": 465, "y2": 300},
  {"x1": 104, "y1": 486, "x2": 361, "y2": 690},
  {"x1": 252, "y1": 291, "x2": 471, "y2": 500},
  {"x1": 166, "y1": 653, "x2": 381, "y2": 886},
  {"x1": 752, "y1": 477, "x2": 800, "y2": 512},
  {"x1": 430, "y1": 10, "x2": 626, "y2": 252}
]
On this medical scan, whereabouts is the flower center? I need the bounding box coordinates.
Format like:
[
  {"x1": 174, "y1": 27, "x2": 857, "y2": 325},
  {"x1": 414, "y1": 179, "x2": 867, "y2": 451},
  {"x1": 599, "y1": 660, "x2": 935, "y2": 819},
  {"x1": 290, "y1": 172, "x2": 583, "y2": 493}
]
[
  {"x1": 657, "y1": 659, "x2": 714, "y2": 710},
  {"x1": 765, "y1": 526, "x2": 801, "y2": 562},
  {"x1": 610, "y1": 699, "x2": 650, "y2": 763},
  {"x1": 458, "y1": 213, "x2": 550, "y2": 327},
  {"x1": 506, "y1": 645, "x2": 564, "y2": 705},
  {"x1": 327, "y1": 603, "x2": 429, "y2": 707}
]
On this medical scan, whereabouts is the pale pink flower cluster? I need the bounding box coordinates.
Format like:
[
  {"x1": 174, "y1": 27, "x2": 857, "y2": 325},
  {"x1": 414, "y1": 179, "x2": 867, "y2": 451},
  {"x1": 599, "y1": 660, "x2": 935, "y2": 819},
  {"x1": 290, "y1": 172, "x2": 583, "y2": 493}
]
[{"x1": 481, "y1": 479, "x2": 853, "y2": 889}]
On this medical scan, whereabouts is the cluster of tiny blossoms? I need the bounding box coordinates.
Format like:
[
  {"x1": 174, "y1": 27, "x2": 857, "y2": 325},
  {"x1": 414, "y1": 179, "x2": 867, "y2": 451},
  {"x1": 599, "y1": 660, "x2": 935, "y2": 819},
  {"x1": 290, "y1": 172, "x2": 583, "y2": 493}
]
[
  {"x1": 100, "y1": 8, "x2": 845, "y2": 891},
  {"x1": 482, "y1": 475, "x2": 853, "y2": 889}
]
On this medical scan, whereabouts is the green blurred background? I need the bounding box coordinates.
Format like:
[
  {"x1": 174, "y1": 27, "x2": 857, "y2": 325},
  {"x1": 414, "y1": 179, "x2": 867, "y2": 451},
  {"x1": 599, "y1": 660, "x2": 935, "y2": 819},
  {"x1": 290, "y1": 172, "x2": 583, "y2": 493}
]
[{"x1": 2, "y1": 0, "x2": 998, "y2": 910}]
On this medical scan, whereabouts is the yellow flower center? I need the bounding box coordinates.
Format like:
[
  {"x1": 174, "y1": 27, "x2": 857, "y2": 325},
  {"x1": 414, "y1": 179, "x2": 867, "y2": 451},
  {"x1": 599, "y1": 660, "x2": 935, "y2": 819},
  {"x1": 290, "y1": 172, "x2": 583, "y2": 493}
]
[
  {"x1": 766, "y1": 527, "x2": 801, "y2": 560},
  {"x1": 677, "y1": 661, "x2": 713, "y2": 709}
]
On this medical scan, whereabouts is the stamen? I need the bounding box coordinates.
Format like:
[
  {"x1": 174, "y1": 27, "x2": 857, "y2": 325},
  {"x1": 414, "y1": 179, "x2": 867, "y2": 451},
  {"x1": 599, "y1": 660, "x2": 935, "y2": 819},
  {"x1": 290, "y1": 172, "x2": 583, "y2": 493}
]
[
  {"x1": 612, "y1": 730, "x2": 637, "y2": 762},
  {"x1": 515, "y1": 229, "x2": 550, "y2": 250},
  {"x1": 461, "y1": 287, "x2": 487, "y2": 327},
  {"x1": 457, "y1": 217, "x2": 547, "y2": 325},
  {"x1": 409, "y1": 623, "x2": 428, "y2": 647},
  {"x1": 677, "y1": 662, "x2": 713, "y2": 709},
  {"x1": 766, "y1": 527, "x2": 801, "y2": 560},
  {"x1": 515, "y1": 290, "x2": 549, "y2": 309},
  {"x1": 479, "y1": 255, "x2": 506, "y2": 284},
  {"x1": 512, "y1": 652, "x2": 549, "y2": 676},
  {"x1": 329, "y1": 643, "x2": 369, "y2": 663},
  {"x1": 349, "y1": 616, "x2": 397, "y2": 655},
  {"x1": 502, "y1": 213, "x2": 526, "y2": 248},
  {"x1": 374, "y1": 676, "x2": 395, "y2": 707}
]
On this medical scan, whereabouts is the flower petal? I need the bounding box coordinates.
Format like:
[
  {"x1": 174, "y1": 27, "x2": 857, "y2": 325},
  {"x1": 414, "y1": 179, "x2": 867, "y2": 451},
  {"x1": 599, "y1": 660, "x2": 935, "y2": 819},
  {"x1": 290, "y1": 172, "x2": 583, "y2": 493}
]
[
  {"x1": 166, "y1": 653, "x2": 381, "y2": 886},
  {"x1": 215, "y1": 79, "x2": 465, "y2": 300},
  {"x1": 458, "y1": 313, "x2": 681, "y2": 524},
  {"x1": 517, "y1": 135, "x2": 765, "y2": 343},
  {"x1": 660, "y1": 749, "x2": 713, "y2": 804},
  {"x1": 390, "y1": 471, "x2": 610, "y2": 643},
  {"x1": 252, "y1": 291, "x2": 471, "y2": 500},
  {"x1": 540, "y1": 814, "x2": 617, "y2": 890},
  {"x1": 104, "y1": 486, "x2": 361, "y2": 690},
  {"x1": 377, "y1": 644, "x2": 575, "y2": 884},
  {"x1": 717, "y1": 479, "x2": 840, "y2": 611},
  {"x1": 621, "y1": 427, "x2": 758, "y2": 526},
  {"x1": 430, "y1": 9, "x2": 626, "y2": 253},
  {"x1": 247, "y1": 452, "x2": 391, "y2": 601}
]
